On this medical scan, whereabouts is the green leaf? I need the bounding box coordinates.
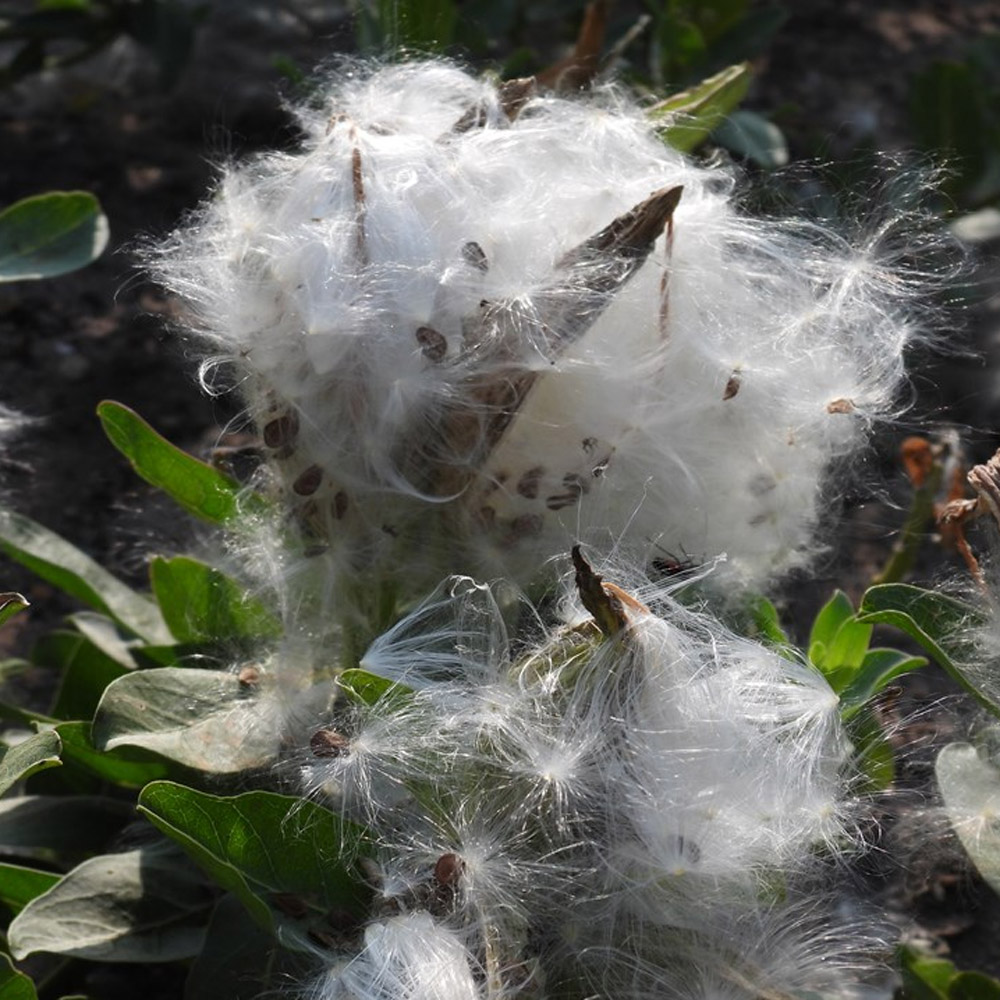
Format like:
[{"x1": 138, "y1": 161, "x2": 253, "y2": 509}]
[
  {"x1": 0, "y1": 796, "x2": 133, "y2": 853},
  {"x1": 0, "y1": 863, "x2": 60, "y2": 914},
  {"x1": 936, "y1": 742, "x2": 1000, "y2": 897},
  {"x1": 0, "y1": 593, "x2": 28, "y2": 627},
  {"x1": 138, "y1": 782, "x2": 373, "y2": 946},
  {"x1": 36, "y1": 631, "x2": 132, "y2": 721},
  {"x1": 55, "y1": 721, "x2": 169, "y2": 788},
  {"x1": 809, "y1": 591, "x2": 855, "y2": 665},
  {"x1": 339, "y1": 668, "x2": 412, "y2": 708},
  {"x1": 0, "y1": 730, "x2": 61, "y2": 795},
  {"x1": 0, "y1": 506, "x2": 170, "y2": 645},
  {"x1": 807, "y1": 591, "x2": 874, "y2": 694},
  {"x1": 185, "y1": 893, "x2": 306, "y2": 1000},
  {"x1": 901, "y1": 946, "x2": 957, "y2": 1000},
  {"x1": 847, "y1": 708, "x2": 894, "y2": 794},
  {"x1": 150, "y1": 556, "x2": 280, "y2": 645},
  {"x1": 745, "y1": 595, "x2": 792, "y2": 650},
  {"x1": 8, "y1": 841, "x2": 213, "y2": 962},
  {"x1": 92, "y1": 668, "x2": 278, "y2": 773},
  {"x1": 838, "y1": 648, "x2": 927, "y2": 718},
  {"x1": 97, "y1": 401, "x2": 262, "y2": 525},
  {"x1": 67, "y1": 611, "x2": 138, "y2": 669},
  {"x1": 0, "y1": 953, "x2": 36, "y2": 1000},
  {"x1": 711, "y1": 109, "x2": 788, "y2": 167},
  {"x1": 950, "y1": 972, "x2": 1000, "y2": 1000},
  {"x1": 0, "y1": 192, "x2": 108, "y2": 282},
  {"x1": 857, "y1": 584, "x2": 994, "y2": 715},
  {"x1": 649, "y1": 63, "x2": 751, "y2": 152}
]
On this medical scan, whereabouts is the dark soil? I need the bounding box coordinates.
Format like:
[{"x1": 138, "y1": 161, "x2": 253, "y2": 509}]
[{"x1": 2, "y1": 0, "x2": 1000, "y2": 990}]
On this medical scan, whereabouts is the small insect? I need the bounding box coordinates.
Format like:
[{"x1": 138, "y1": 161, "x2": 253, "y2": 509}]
[{"x1": 650, "y1": 545, "x2": 697, "y2": 578}]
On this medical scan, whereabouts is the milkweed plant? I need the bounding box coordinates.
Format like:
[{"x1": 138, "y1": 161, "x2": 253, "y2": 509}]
[{"x1": 0, "y1": 57, "x2": 994, "y2": 1000}]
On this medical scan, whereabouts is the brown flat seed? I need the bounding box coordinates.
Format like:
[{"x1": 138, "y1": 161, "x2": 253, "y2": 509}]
[
  {"x1": 462, "y1": 241, "x2": 489, "y2": 272},
  {"x1": 263, "y1": 412, "x2": 299, "y2": 449},
  {"x1": 416, "y1": 326, "x2": 448, "y2": 361},
  {"x1": 497, "y1": 76, "x2": 536, "y2": 120},
  {"x1": 434, "y1": 853, "x2": 465, "y2": 887},
  {"x1": 747, "y1": 474, "x2": 777, "y2": 496},
  {"x1": 723, "y1": 372, "x2": 741, "y2": 400},
  {"x1": 563, "y1": 472, "x2": 590, "y2": 495},
  {"x1": 310, "y1": 729, "x2": 350, "y2": 758},
  {"x1": 546, "y1": 492, "x2": 581, "y2": 511},
  {"x1": 237, "y1": 665, "x2": 261, "y2": 687},
  {"x1": 516, "y1": 466, "x2": 545, "y2": 499},
  {"x1": 293, "y1": 464, "x2": 323, "y2": 496},
  {"x1": 826, "y1": 398, "x2": 855, "y2": 414}
]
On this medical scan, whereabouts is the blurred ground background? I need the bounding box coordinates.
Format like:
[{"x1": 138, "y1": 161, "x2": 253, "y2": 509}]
[{"x1": 2, "y1": 0, "x2": 1000, "y2": 985}]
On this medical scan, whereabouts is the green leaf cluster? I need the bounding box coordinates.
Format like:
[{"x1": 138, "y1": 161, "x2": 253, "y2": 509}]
[{"x1": 0, "y1": 403, "x2": 369, "y2": 995}]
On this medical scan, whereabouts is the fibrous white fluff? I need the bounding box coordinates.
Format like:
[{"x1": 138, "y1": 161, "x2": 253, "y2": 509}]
[
  {"x1": 313, "y1": 912, "x2": 480, "y2": 1000},
  {"x1": 150, "y1": 60, "x2": 938, "y2": 616},
  {"x1": 299, "y1": 566, "x2": 874, "y2": 1000}
]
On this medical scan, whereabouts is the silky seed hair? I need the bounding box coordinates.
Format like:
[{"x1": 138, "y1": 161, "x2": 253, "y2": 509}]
[{"x1": 148, "y1": 59, "x2": 949, "y2": 629}]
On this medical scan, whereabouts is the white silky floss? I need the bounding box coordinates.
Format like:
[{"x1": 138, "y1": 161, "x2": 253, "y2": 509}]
[
  {"x1": 298, "y1": 572, "x2": 867, "y2": 1000},
  {"x1": 151, "y1": 61, "x2": 931, "y2": 615},
  {"x1": 314, "y1": 912, "x2": 480, "y2": 1000}
]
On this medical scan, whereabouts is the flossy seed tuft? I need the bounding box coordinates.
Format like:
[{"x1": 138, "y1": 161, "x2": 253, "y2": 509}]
[{"x1": 150, "y1": 59, "x2": 947, "y2": 617}]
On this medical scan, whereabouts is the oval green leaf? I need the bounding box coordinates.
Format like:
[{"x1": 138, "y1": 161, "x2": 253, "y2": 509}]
[
  {"x1": 649, "y1": 62, "x2": 751, "y2": 152},
  {"x1": 138, "y1": 782, "x2": 373, "y2": 946},
  {"x1": 55, "y1": 721, "x2": 169, "y2": 788},
  {"x1": 0, "y1": 191, "x2": 108, "y2": 282},
  {"x1": 0, "y1": 730, "x2": 61, "y2": 796},
  {"x1": 97, "y1": 401, "x2": 265, "y2": 525},
  {"x1": 92, "y1": 668, "x2": 278, "y2": 773},
  {"x1": 0, "y1": 862, "x2": 60, "y2": 914},
  {"x1": 0, "y1": 953, "x2": 36, "y2": 1000},
  {"x1": 711, "y1": 109, "x2": 789, "y2": 168},
  {"x1": 0, "y1": 593, "x2": 28, "y2": 627},
  {"x1": 936, "y1": 742, "x2": 1000, "y2": 897},
  {"x1": 150, "y1": 556, "x2": 280, "y2": 645},
  {"x1": 0, "y1": 506, "x2": 170, "y2": 644},
  {"x1": 857, "y1": 584, "x2": 994, "y2": 715},
  {"x1": 8, "y1": 841, "x2": 213, "y2": 962}
]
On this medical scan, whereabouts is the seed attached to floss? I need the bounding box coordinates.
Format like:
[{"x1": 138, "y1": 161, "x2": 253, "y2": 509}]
[
  {"x1": 433, "y1": 853, "x2": 465, "y2": 888},
  {"x1": 263, "y1": 411, "x2": 299, "y2": 449},
  {"x1": 461, "y1": 241, "x2": 489, "y2": 272},
  {"x1": 826, "y1": 398, "x2": 855, "y2": 414},
  {"x1": 237, "y1": 665, "x2": 261, "y2": 687},
  {"x1": 416, "y1": 326, "x2": 448, "y2": 362},
  {"x1": 517, "y1": 466, "x2": 544, "y2": 500},
  {"x1": 310, "y1": 729, "x2": 350, "y2": 758},
  {"x1": 293, "y1": 464, "x2": 324, "y2": 496}
]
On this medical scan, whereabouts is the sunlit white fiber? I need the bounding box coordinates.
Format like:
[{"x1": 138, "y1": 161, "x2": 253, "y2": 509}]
[
  {"x1": 563, "y1": 896, "x2": 882, "y2": 1000},
  {"x1": 359, "y1": 576, "x2": 509, "y2": 689},
  {"x1": 312, "y1": 912, "x2": 481, "y2": 1000},
  {"x1": 150, "y1": 59, "x2": 943, "y2": 617},
  {"x1": 616, "y1": 612, "x2": 849, "y2": 881},
  {"x1": 295, "y1": 562, "x2": 873, "y2": 999}
]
